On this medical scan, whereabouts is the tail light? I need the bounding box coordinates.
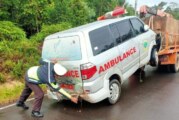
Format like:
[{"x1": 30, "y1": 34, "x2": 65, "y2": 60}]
[{"x1": 80, "y1": 63, "x2": 97, "y2": 80}]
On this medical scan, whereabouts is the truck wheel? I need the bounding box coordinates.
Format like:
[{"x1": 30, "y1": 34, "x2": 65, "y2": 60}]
[
  {"x1": 108, "y1": 79, "x2": 121, "y2": 104},
  {"x1": 157, "y1": 64, "x2": 170, "y2": 72},
  {"x1": 150, "y1": 47, "x2": 158, "y2": 67},
  {"x1": 170, "y1": 53, "x2": 179, "y2": 73}
]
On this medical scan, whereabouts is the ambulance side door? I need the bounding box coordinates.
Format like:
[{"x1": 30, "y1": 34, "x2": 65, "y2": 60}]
[
  {"x1": 130, "y1": 18, "x2": 151, "y2": 64},
  {"x1": 115, "y1": 20, "x2": 140, "y2": 76}
]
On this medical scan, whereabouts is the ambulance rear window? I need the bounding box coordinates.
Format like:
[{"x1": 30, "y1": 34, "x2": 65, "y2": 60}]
[{"x1": 42, "y1": 36, "x2": 82, "y2": 61}]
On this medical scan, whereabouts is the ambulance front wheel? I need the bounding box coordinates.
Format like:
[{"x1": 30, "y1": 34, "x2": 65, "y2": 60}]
[{"x1": 150, "y1": 47, "x2": 158, "y2": 67}]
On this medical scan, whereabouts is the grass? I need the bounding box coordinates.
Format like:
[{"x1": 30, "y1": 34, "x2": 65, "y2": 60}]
[
  {"x1": 0, "y1": 81, "x2": 47, "y2": 106},
  {"x1": 0, "y1": 81, "x2": 24, "y2": 105}
]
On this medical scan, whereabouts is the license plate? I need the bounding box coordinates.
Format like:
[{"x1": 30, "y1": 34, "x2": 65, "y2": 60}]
[{"x1": 60, "y1": 84, "x2": 74, "y2": 90}]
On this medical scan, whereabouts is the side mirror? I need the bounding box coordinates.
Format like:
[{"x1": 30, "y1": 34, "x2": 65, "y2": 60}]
[{"x1": 144, "y1": 25, "x2": 149, "y2": 32}]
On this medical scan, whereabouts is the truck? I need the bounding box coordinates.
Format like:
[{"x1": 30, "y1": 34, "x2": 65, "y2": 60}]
[{"x1": 142, "y1": 12, "x2": 179, "y2": 73}]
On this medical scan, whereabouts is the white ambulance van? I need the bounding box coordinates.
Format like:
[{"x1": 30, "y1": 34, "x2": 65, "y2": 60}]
[{"x1": 42, "y1": 16, "x2": 157, "y2": 104}]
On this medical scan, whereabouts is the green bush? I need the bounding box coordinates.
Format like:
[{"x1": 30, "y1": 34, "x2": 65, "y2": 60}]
[
  {"x1": 0, "y1": 40, "x2": 14, "y2": 55},
  {"x1": 0, "y1": 82, "x2": 24, "y2": 104},
  {"x1": 0, "y1": 73, "x2": 5, "y2": 83},
  {"x1": 0, "y1": 38, "x2": 41, "y2": 80},
  {"x1": 0, "y1": 21, "x2": 26, "y2": 41},
  {"x1": 0, "y1": 22, "x2": 72, "y2": 81},
  {"x1": 11, "y1": 41, "x2": 40, "y2": 79},
  {"x1": 3, "y1": 60, "x2": 15, "y2": 73},
  {"x1": 30, "y1": 22, "x2": 72, "y2": 42},
  {"x1": 12, "y1": 60, "x2": 24, "y2": 78}
]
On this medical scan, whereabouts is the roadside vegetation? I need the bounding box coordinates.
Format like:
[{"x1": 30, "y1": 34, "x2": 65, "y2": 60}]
[
  {"x1": 0, "y1": 81, "x2": 24, "y2": 105},
  {"x1": 0, "y1": 0, "x2": 179, "y2": 105},
  {"x1": 0, "y1": 21, "x2": 72, "y2": 104}
]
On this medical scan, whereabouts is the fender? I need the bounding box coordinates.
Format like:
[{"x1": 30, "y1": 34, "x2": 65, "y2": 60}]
[
  {"x1": 103, "y1": 66, "x2": 123, "y2": 85},
  {"x1": 140, "y1": 37, "x2": 157, "y2": 67}
]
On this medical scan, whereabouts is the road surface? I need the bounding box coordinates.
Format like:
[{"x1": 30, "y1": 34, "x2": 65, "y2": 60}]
[{"x1": 1, "y1": 66, "x2": 179, "y2": 120}]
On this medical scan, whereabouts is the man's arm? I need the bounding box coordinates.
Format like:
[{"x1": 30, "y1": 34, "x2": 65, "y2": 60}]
[{"x1": 48, "y1": 83, "x2": 78, "y2": 103}]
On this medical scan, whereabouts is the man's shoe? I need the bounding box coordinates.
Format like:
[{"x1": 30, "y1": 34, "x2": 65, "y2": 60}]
[
  {"x1": 16, "y1": 101, "x2": 29, "y2": 110},
  {"x1": 31, "y1": 111, "x2": 44, "y2": 118}
]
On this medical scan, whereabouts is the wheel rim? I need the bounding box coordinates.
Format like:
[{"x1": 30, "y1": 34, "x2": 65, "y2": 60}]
[{"x1": 109, "y1": 83, "x2": 120, "y2": 101}]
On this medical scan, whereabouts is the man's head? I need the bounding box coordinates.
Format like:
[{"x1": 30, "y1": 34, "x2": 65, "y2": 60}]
[{"x1": 54, "y1": 63, "x2": 67, "y2": 76}]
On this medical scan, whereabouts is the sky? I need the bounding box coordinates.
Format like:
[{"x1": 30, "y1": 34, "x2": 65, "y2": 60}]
[{"x1": 126, "y1": 0, "x2": 179, "y2": 10}]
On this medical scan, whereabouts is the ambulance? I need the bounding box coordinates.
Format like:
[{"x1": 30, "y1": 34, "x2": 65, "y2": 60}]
[{"x1": 42, "y1": 16, "x2": 157, "y2": 104}]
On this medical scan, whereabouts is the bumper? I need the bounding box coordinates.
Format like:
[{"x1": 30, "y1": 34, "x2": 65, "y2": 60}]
[
  {"x1": 47, "y1": 89, "x2": 67, "y2": 101},
  {"x1": 47, "y1": 90, "x2": 59, "y2": 100},
  {"x1": 81, "y1": 80, "x2": 110, "y2": 103},
  {"x1": 47, "y1": 79, "x2": 110, "y2": 103}
]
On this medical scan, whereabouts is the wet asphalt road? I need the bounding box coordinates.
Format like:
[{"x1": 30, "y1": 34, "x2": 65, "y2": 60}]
[{"x1": 1, "y1": 66, "x2": 179, "y2": 120}]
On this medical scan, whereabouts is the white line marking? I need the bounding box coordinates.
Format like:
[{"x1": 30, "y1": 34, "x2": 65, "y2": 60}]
[
  {"x1": 0, "y1": 98, "x2": 34, "y2": 111},
  {"x1": 0, "y1": 95, "x2": 47, "y2": 111}
]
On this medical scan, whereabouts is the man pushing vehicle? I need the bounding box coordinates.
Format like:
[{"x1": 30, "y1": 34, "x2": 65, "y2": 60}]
[{"x1": 16, "y1": 58, "x2": 78, "y2": 118}]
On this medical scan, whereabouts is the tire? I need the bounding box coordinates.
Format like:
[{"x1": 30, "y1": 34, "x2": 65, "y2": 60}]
[
  {"x1": 157, "y1": 64, "x2": 170, "y2": 72},
  {"x1": 150, "y1": 47, "x2": 159, "y2": 67},
  {"x1": 108, "y1": 79, "x2": 121, "y2": 105},
  {"x1": 170, "y1": 53, "x2": 179, "y2": 73},
  {"x1": 156, "y1": 34, "x2": 161, "y2": 51}
]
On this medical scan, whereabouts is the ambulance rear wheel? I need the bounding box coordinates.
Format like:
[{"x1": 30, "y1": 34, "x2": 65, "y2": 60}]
[
  {"x1": 108, "y1": 79, "x2": 121, "y2": 105},
  {"x1": 170, "y1": 53, "x2": 179, "y2": 73}
]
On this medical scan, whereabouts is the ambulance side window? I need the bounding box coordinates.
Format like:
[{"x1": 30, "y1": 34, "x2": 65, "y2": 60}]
[
  {"x1": 109, "y1": 24, "x2": 121, "y2": 45},
  {"x1": 130, "y1": 18, "x2": 145, "y2": 35},
  {"x1": 89, "y1": 26, "x2": 115, "y2": 56},
  {"x1": 116, "y1": 20, "x2": 134, "y2": 42}
]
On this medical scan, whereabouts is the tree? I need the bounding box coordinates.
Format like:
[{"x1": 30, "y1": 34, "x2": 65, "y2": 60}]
[
  {"x1": 165, "y1": 2, "x2": 179, "y2": 20},
  {"x1": 67, "y1": 0, "x2": 95, "y2": 26},
  {"x1": 45, "y1": 0, "x2": 94, "y2": 26},
  {"x1": 0, "y1": 0, "x2": 127, "y2": 36},
  {"x1": 18, "y1": 0, "x2": 53, "y2": 37},
  {"x1": 158, "y1": 2, "x2": 167, "y2": 9},
  {"x1": 85, "y1": 0, "x2": 124, "y2": 20},
  {"x1": 125, "y1": 3, "x2": 135, "y2": 16},
  {"x1": 0, "y1": 0, "x2": 21, "y2": 22},
  {"x1": 0, "y1": 0, "x2": 53, "y2": 37}
]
